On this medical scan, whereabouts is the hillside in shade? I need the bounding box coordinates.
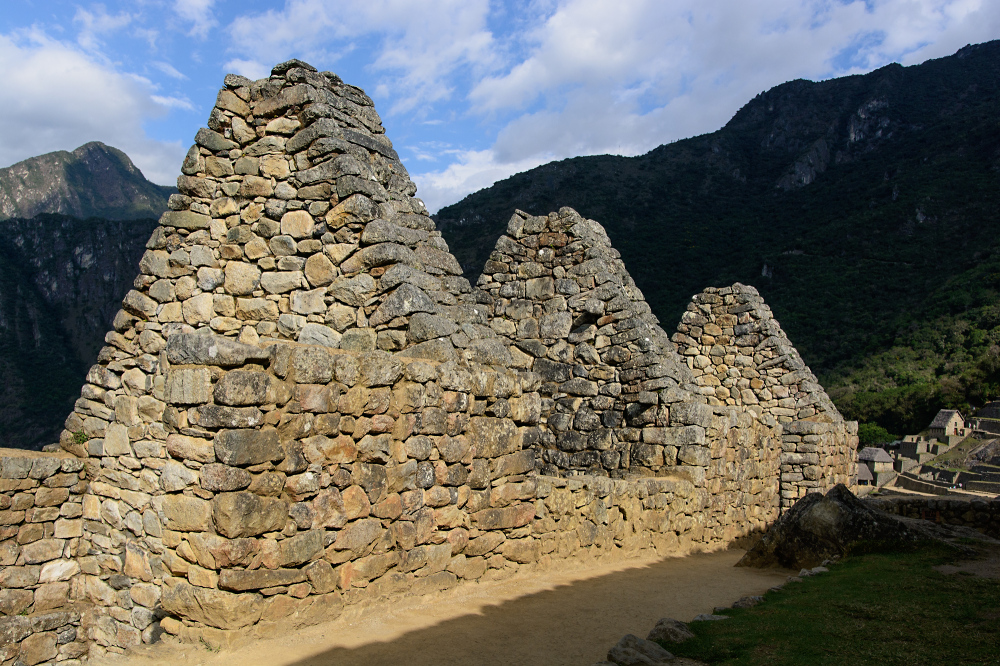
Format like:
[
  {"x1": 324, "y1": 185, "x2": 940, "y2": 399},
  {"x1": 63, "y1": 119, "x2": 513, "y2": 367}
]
[{"x1": 435, "y1": 40, "x2": 1000, "y2": 434}]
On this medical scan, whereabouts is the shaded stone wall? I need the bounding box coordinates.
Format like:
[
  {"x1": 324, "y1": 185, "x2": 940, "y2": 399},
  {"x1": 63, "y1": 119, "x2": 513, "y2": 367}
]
[
  {"x1": 867, "y1": 496, "x2": 1000, "y2": 538},
  {"x1": 672, "y1": 285, "x2": 857, "y2": 508},
  {"x1": 0, "y1": 450, "x2": 89, "y2": 664},
  {"x1": 0, "y1": 59, "x2": 846, "y2": 658}
]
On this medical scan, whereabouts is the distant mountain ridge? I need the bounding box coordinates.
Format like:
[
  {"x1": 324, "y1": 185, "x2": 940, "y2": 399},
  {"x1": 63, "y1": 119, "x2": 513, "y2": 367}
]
[
  {"x1": 0, "y1": 141, "x2": 168, "y2": 449},
  {"x1": 436, "y1": 40, "x2": 1000, "y2": 434},
  {"x1": 0, "y1": 142, "x2": 174, "y2": 221}
]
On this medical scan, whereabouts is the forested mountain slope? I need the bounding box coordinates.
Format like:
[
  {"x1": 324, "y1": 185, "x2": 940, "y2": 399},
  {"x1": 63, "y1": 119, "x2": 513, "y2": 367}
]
[{"x1": 436, "y1": 40, "x2": 1000, "y2": 433}]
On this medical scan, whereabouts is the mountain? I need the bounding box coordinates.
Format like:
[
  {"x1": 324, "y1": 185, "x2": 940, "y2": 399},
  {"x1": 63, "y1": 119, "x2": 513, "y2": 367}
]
[
  {"x1": 435, "y1": 40, "x2": 1000, "y2": 435},
  {"x1": 0, "y1": 142, "x2": 174, "y2": 221},
  {"x1": 0, "y1": 142, "x2": 170, "y2": 449}
]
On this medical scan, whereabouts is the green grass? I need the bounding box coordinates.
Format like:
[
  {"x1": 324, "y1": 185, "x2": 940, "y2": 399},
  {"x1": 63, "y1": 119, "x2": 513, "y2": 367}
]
[
  {"x1": 668, "y1": 543, "x2": 1000, "y2": 665},
  {"x1": 930, "y1": 436, "x2": 985, "y2": 468}
]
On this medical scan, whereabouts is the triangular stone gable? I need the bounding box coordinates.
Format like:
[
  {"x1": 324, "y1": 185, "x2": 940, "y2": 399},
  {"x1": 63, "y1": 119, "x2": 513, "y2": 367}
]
[
  {"x1": 672, "y1": 284, "x2": 842, "y2": 422},
  {"x1": 476, "y1": 207, "x2": 721, "y2": 477}
]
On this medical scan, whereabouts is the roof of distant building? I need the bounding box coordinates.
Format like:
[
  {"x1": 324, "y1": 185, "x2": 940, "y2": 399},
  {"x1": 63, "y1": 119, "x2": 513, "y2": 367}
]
[
  {"x1": 859, "y1": 446, "x2": 893, "y2": 463},
  {"x1": 929, "y1": 409, "x2": 964, "y2": 429},
  {"x1": 857, "y1": 465, "x2": 874, "y2": 482}
]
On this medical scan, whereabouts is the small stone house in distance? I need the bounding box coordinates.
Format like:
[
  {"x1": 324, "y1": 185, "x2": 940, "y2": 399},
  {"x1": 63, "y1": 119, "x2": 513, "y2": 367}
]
[
  {"x1": 928, "y1": 409, "x2": 967, "y2": 441},
  {"x1": 859, "y1": 446, "x2": 895, "y2": 487}
]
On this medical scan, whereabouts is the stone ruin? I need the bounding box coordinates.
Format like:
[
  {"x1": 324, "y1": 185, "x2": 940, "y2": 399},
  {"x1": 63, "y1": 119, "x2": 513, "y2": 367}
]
[{"x1": 0, "y1": 59, "x2": 858, "y2": 663}]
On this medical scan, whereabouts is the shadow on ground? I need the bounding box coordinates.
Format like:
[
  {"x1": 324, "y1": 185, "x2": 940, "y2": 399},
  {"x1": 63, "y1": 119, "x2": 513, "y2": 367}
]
[{"x1": 274, "y1": 550, "x2": 790, "y2": 666}]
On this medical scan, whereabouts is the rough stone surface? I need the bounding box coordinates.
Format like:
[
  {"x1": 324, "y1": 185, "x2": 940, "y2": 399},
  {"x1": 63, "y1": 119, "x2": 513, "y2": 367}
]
[{"x1": 737, "y1": 484, "x2": 917, "y2": 569}]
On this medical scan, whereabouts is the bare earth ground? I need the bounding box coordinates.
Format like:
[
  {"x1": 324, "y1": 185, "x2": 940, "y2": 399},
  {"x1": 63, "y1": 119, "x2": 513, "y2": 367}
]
[
  {"x1": 934, "y1": 542, "x2": 1000, "y2": 579},
  {"x1": 98, "y1": 548, "x2": 791, "y2": 666}
]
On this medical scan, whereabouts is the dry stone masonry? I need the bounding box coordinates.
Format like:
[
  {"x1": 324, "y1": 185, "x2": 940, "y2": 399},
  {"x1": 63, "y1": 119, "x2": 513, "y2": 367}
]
[
  {"x1": 0, "y1": 59, "x2": 857, "y2": 662},
  {"x1": 672, "y1": 286, "x2": 858, "y2": 508}
]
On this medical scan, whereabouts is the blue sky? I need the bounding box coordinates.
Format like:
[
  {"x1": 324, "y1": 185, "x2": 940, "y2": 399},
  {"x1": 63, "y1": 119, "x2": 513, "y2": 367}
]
[{"x1": 2, "y1": 1, "x2": 999, "y2": 212}]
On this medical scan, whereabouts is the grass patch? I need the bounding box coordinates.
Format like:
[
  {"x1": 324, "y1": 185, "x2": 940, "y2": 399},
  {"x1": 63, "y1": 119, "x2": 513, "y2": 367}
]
[{"x1": 668, "y1": 543, "x2": 1000, "y2": 665}]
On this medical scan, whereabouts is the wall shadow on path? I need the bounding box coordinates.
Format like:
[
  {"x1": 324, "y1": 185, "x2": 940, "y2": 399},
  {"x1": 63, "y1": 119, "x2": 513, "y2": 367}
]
[{"x1": 283, "y1": 550, "x2": 790, "y2": 666}]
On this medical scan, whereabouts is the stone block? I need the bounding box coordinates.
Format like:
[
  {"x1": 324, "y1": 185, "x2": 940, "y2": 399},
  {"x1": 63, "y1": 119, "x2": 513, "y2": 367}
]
[
  {"x1": 156, "y1": 494, "x2": 212, "y2": 532},
  {"x1": 212, "y1": 492, "x2": 288, "y2": 538},
  {"x1": 161, "y1": 580, "x2": 263, "y2": 630},
  {"x1": 219, "y1": 568, "x2": 306, "y2": 591},
  {"x1": 214, "y1": 429, "x2": 283, "y2": 467},
  {"x1": 166, "y1": 434, "x2": 215, "y2": 463},
  {"x1": 164, "y1": 368, "x2": 212, "y2": 405}
]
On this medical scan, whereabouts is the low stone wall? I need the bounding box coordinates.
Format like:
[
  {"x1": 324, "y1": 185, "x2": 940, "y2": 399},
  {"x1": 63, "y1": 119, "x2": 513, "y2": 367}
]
[
  {"x1": 867, "y1": 495, "x2": 1000, "y2": 538},
  {"x1": 0, "y1": 450, "x2": 90, "y2": 665}
]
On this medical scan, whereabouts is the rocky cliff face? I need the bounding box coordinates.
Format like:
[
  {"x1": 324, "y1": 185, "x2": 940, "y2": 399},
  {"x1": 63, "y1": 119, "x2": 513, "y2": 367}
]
[
  {"x1": 0, "y1": 214, "x2": 157, "y2": 449},
  {"x1": 0, "y1": 142, "x2": 174, "y2": 221}
]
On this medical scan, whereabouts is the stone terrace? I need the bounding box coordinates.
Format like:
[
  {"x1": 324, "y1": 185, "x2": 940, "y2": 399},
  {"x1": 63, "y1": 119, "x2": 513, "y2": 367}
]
[{"x1": 0, "y1": 59, "x2": 856, "y2": 663}]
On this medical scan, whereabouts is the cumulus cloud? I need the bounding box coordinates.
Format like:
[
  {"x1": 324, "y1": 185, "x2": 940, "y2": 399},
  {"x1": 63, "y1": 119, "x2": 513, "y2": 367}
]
[
  {"x1": 0, "y1": 30, "x2": 186, "y2": 184},
  {"x1": 73, "y1": 4, "x2": 133, "y2": 50},
  {"x1": 225, "y1": 0, "x2": 497, "y2": 113},
  {"x1": 412, "y1": 149, "x2": 550, "y2": 213},
  {"x1": 174, "y1": 0, "x2": 218, "y2": 39},
  {"x1": 429, "y1": 0, "x2": 1000, "y2": 205}
]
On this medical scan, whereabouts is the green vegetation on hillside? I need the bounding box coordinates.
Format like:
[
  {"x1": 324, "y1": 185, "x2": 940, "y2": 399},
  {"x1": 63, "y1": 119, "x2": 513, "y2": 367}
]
[
  {"x1": 669, "y1": 543, "x2": 1000, "y2": 665},
  {"x1": 436, "y1": 41, "x2": 1000, "y2": 434}
]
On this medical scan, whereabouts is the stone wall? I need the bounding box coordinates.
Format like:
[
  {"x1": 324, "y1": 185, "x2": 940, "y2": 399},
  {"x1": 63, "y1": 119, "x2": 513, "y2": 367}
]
[
  {"x1": 0, "y1": 450, "x2": 90, "y2": 664},
  {"x1": 867, "y1": 495, "x2": 1000, "y2": 538},
  {"x1": 672, "y1": 285, "x2": 857, "y2": 508},
  {"x1": 0, "y1": 58, "x2": 847, "y2": 658}
]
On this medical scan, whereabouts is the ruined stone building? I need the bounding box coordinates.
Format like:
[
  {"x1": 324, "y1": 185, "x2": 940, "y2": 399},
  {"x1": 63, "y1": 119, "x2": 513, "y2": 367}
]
[{"x1": 0, "y1": 60, "x2": 857, "y2": 663}]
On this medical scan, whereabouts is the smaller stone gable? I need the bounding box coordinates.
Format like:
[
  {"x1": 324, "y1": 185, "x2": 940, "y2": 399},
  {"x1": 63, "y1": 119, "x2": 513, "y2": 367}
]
[
  {"x1": 672, "y1": 284, "x2": 858, "y2": 508},
  {"x1": 477, "y1": 207, "x2": 704, "y2": 478}
]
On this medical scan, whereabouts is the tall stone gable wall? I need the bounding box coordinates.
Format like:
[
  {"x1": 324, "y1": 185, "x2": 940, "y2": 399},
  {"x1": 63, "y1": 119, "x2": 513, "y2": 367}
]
[
  {"x1": 0, "y1": 60, "x2": 852, "y2": 660},
  {"x1": 672, "y1": 285, "x2": 858, "y2": 508}
]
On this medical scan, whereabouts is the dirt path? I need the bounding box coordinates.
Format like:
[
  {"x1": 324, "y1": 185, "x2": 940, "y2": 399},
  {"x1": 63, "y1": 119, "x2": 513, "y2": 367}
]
[{"x1": 101, "y1": 549, "x2": 790, "y2": 666}]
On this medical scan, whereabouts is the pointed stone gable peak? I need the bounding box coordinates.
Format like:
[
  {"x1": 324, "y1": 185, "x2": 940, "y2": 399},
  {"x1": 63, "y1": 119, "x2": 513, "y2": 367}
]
[{"x1": 134, "y1": 60, "x2": 472, "y2": 353}]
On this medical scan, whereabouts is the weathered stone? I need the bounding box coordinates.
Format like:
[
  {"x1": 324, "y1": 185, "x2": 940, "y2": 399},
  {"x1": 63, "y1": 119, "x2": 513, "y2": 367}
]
[
  {"x1": 164, "y1": 368, "x2": 211, "y2": 405},
  {"x1": 167, "y1": 434, "x2": 215, "y2": 463},
  {"x1": 646, "y1": 618, "x2": 695, "y2": 644},
  {"x1": 215, "y1": 429, "x2": 283, "y2": 467},
  {"x1": 298, "y1": 323, "x2": 342, "y2": 348},
  {"x1": 190, "y1": 405, "x2": 264, "y2": 429},
  {"x1": 200, "y1": 464, "x2": 252, "y2": 492},
  {"x1": 738, "y1": 485, "x2": 917, "y2": 570},
  {"x1": 161, "y1": 579, "x2": 263, "y2": 630},
  {"x1": 167, "y1": 333, "x2": 270, "y2": 367},
  {"x1": 215, "y1": 371, "x2": 287, "y2": 406},
  {"x1": 471, "y1": 504, "x2": 534, "y2": 530},
  {"x1": 607, "y1": 634, "x2": 674, "y2": 666},
  {"x1": 213, "y1": 492, "x2": 289, "y2": 538},
  {"x1": 220, "y1": 569, "x2": 306, "y2": 596},
  {"x1": 469, "y1": 417, "x2": 520, "y2": 458},
  {"x1": 278, "y1": 529, "x2": 324, "y2": 567},
  {"x1": 369, "y1": 283, "x2": 435, "y2": 326},
  {"x1": 156, "y1": 494, "x2": 212, "y2": 532}
]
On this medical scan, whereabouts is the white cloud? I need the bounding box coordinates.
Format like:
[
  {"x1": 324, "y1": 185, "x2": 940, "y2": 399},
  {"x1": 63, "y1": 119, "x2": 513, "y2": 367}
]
[
  {"x1": 412, "y1": 149, "x2": 549, "y2": 213},
  {"x1": 221, "y1": 58, "x2": 269, "y2": 80},
  {"x1": 226, "y1": 0, "x2": 497, "y2": 113},
  {"x1": 150, "y1": 94, "x2": 195, "y2": 110},
  {"x1": 152, "y1": 61, "x2": 187, "y2": 80},
  {"x1": 73, "y1": 4, "x2": 133, "y2": 50},
  {"x1": 0, "y1": 30, "x2": 186, "y2": 185},
  {"x1": 174, "y1": 0, "x2": 217, "y2": 38},
  {"x1": 448, "y1": 0, "x2": 1000, "y2": 200}
]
